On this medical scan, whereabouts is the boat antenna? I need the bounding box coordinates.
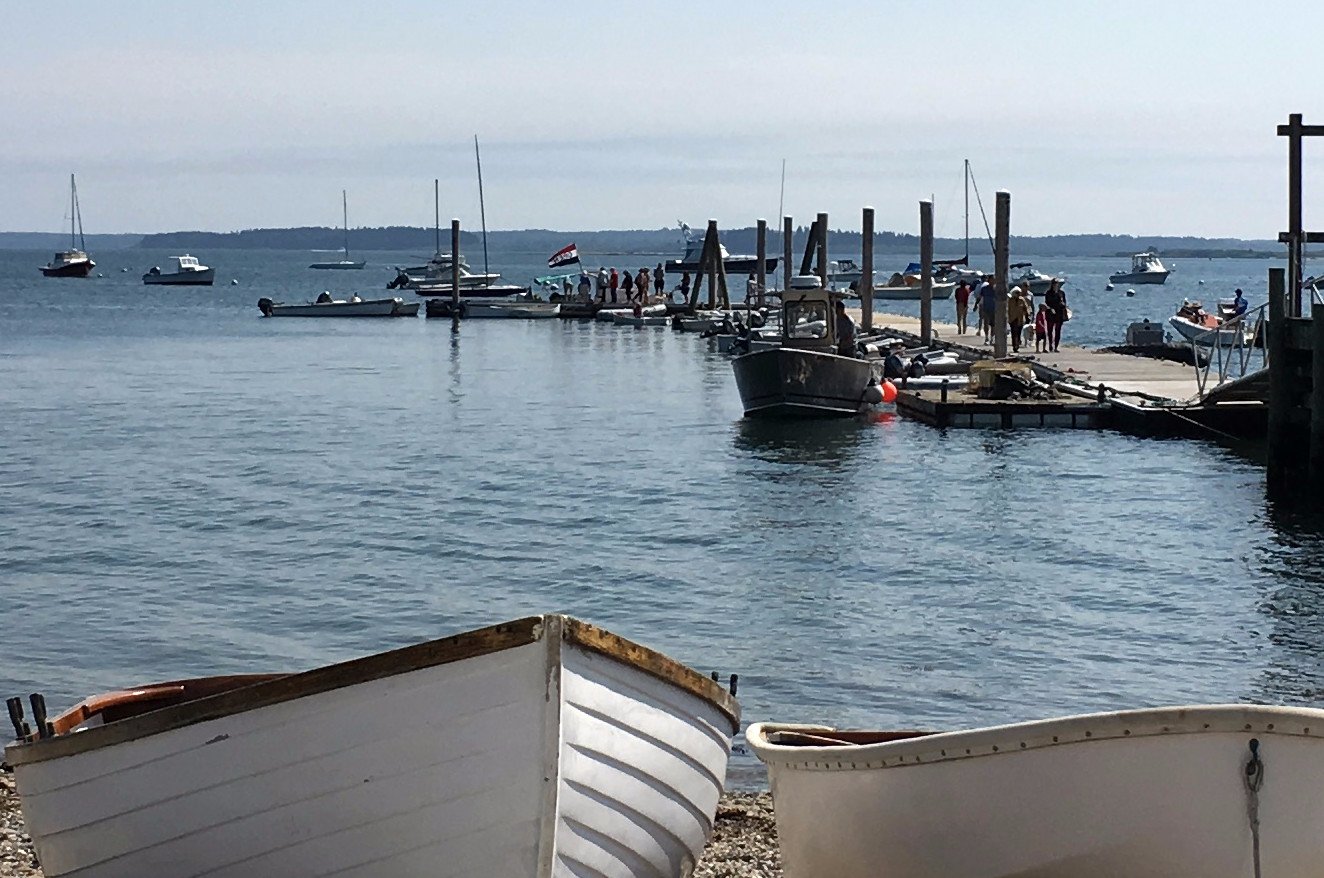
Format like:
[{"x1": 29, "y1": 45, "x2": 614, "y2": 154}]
[
  {"x1": 777, "y1": 159, "x2": 786, "y2": 228},
  {"x1": 966, "y1": 164, "x2": 996, "y2": 256},
  {"x1": 475, "y1": 135, "x2": 489, "y2": 281},
  {"x1": 341, "y1": 190, "x2": 350, "y2": 260},
  {"x1": 434, "y1": 178, "x2": 440, "y2": 255}
]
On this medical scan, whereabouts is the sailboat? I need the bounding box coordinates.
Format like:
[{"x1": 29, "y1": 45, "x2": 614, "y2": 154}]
[
  {"x1": 41, "y1": 174, "x2": 96, "y2": 278},
  {"x1": 309, "y1": 190, "x2": 366, "y2": 269}
]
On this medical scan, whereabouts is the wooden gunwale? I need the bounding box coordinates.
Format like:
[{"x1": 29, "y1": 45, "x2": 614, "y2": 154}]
[
  {"x1": 561, "y1": 618, "x2": 740, "y2": 733},
  {"x1": 7, "y1": 615, "x2": 740, "y2": 766},
  {"x1": 5, "y1": 617, "x2": 547, "y2": 766}
]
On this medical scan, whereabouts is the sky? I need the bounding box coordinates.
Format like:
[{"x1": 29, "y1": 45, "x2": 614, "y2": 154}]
[{"x1": 4, "y1": 0, "x2": 1323, "y2": 238}]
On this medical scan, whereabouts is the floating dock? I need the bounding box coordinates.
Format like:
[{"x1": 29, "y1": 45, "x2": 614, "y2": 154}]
[{"x1": 856, "y1": 310, "x2": 1267, "y2": 441}]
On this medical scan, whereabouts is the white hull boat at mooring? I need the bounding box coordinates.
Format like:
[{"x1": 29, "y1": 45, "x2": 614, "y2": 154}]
[
  {"x1": 749, "y1": 704, "x2": 1324, "y2": 878},
  {"x1": 871, "y1": 281, "x2": 956, "y2": 301},
  {"x1": 258, "y1": 296, "x2": 419, "y2": 317},
  {"x1": 6, "y1": 614, "x2": 739, "y2": 878}
]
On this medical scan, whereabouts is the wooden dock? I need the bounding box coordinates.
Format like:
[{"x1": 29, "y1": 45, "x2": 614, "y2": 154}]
[{"x1": 850, "y1": 309, "x2": 1267, "y2": 440}]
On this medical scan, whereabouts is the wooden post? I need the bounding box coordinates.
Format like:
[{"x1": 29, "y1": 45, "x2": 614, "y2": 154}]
[
  {"x1": 993, "y1": 191, "x2": 1010, "y2": 358},
  {"x1": 450, "y1": 219, "x2": 461, "y2": 311},
  {"x1": 1267, "y1": 268, "x2": 1290, "y2": 493},
  {"x1": 919, "y1": 200, "x2": 934, "y2": 346},
  {"x1": 799, "y1": 218, "x2": 818, "y2": 277},
  {"x1": 1311, "y1": 299, "x2": 1324, "y2": 491},
  {"x1": 861, "y1": 207, "x2": 874, "y2": 332},
  {"x1": 1288, "y1": 114, "x2": 1303, "y2": 317},
  {"x1": 707, "y1": 219, "x2": 719, "y2": 310},
  {"x1": 756, "y1": 219, "x2": 767, "y2": 307},
  {"x1": 815, "y1": 212, "x2": 829, "y2": 288},
  {"x1": 782, "y1": 216, "x2": 793, "y2": 293}
]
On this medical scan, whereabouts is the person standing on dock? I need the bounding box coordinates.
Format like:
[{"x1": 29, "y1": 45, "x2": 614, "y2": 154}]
[
  {"x1": 655, "y1": 263, "x2": 666, "y2": 298},
  {"x1": 1044, "y1": 280, "x2": 1067, "y2": 352},
  {"x1": 1035, "y1": 303, "x2": 1049, "y2": 353},
  {"x1": 1008, "y1": 284, "x2": 1032, "y2": 354},
  {"x1": 834, "y1": 299, "x2": 856, "y2": 356},
  {"x1": 596, "y1": 267, "x2": 609, "y2": 302},
  {"x1": 977, "y1": 276, "x2": 996, "y2": 345},
  {"x1": 954, "y1": 280, "x2": 971, "y2": 335},
  {"x1": 621, "y1": 269, "x2": 634, "y2": 302},
  {"x1": 609, "y1": 267, "x2": 620, "y2": 303},
  {"x1": 637, "y1": 268, "x2": 650, "y2": 302},
  {"x1": 680, "y1": 272, "x2": 691, "y2": 302}
]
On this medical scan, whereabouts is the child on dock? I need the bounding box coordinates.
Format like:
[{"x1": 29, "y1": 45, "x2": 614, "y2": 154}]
[
  {"x1": 954, "y1": 281, "x2": 970, "y2": 334},
  {"x1": 1035, "y1": 304, "x2": 1049, "y2": 353}
]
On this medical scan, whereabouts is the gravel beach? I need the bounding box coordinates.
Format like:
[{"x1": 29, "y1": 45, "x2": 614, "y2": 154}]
[{"x1": 1, "y1": 769, "x2": 779, "y2": 877}]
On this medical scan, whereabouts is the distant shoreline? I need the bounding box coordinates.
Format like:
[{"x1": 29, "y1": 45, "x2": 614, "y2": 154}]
[{"x1": 0, "y1": 228, "x2": 1285, "y2": 259}]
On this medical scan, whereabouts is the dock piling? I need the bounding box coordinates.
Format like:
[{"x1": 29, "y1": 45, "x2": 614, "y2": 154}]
[
  {"x1": 920, "y1": 200, "x2": 934, "y2": 346},
  {"x1": 815, "y1": 213, "x2": 829, "y2": 288},
  {"x1": 450, "y1": 219, "x2": 461, "y2": 312},
  {"x1": 861, "y1": 207, "x2": 874, "y2": 332},
  {"x1": 756, "y1": 219, "x2": 767, "y2": 307},
  {"x1": 993, "y1": 191, "x2": 1010, "y2": 358},
  {"x1": 782, "y1": 216, "x2": 793, "y2": 294}
]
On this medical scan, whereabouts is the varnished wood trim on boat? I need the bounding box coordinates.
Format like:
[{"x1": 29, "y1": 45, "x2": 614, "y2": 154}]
[
  {"x1": 561, "y1": 618, "x2": 741, "y2": 733},
  {"x1": 46, "y1": 675, "x2": 288, "y2": 737},
  {"x1": 6, "y1": 617, "x2": 547, "y2": 766}
]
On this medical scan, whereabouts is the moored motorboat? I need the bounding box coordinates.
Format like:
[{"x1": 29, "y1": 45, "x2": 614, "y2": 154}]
[
  {"x1": 41, "y1": 174, "x2": 95, "y2": 278},
  {"x1": 1110, "y1": 251, "x2": 1170, "y2": 285},
  {"x1": 871, "y1": 268, "x2": 956, "y2": 300},
  {"x1": 5, "y1": 614, "x2": 739, "y2": 878},
  {"x1": 258, "y1": 295, "x2": 419, "y2": 317},
  {"x1": 1168, "y1": 298, "x2": 1252, "y2": 346},
  {"x1": 732, "y1": 277, "x2": 875, "y2": 417},
  {"x1": 749, "y1": 704, "x2": 1324, "y2": 878},
  {"x1": 1009, "y1": 262, "x2": 1066, "y2": 295},
  {"x1": 666, "y1": 222, "x2": 778, "y2": 275},
  {"x1": 142, "y1": 254, "x2": 215, "y2": 286},
  {"x1": 426, "y1": 297, "x2": 560, "y2": 319}
]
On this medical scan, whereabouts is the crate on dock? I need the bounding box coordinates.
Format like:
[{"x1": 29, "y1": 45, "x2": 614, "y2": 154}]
[{"x1": 969, "y1": 360, "x2": 1034, "y2": 393}]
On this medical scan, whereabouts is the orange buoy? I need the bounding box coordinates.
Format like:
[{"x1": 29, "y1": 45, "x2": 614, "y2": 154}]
[{"x1": 881, "y1": 380, "x2": 898, "y2": 403}]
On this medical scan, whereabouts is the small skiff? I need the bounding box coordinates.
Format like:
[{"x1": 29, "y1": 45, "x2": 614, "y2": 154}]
[
  {"x1": 749, "y1": 704, "x2": 1324, "y2": 878},
  {"x1": 6, "y1": 615, "x2": 739, "y2": 878},
  {"x1": 258, "y1": 296, "x2": 419, "y2": 317}
]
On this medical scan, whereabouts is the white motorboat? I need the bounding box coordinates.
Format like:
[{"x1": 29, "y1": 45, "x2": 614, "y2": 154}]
[
  {"x1": 427, "y1": 298, "x2": 560, "y2": 319},
  {"x1": 749, "y1": 704, "x2": 1324, "y2": 878},
  {"x1": 308, "y1": 190, "x2": 366, "y2": 270},
  {"x1": 1168, "y1": 298, "x2": 1253, "y2": 346},
  {"x1": 257, "y1": 295, "x2": 419, "y2": 317},
  {"x1": 666, "y1": 222, "x2": 778, "y2": 275},
  {"x1": 871, "y1": 271, "x2": 956, "y2": 300},
  {"x1": 1110, "y1": 251, "x2": 1169, "y2": 285},
  {"x1": 828, "y1": 258, "x2": 863, "y2": 287},
  {"x1": 401, "y1": 253, "x2": 504, "y2": 289},
  {"x1": 1009, "y1": 263, "x2": 1066, "y2": 295},
  {"x1": 41, "y1": 174, "x2": 95, "y2": 278},
  {"x1": 142, "y1": 255, "x2": 215, "y2": 286},
  {"x1": 5, "y1": 614, "x2": 739, "y2": 878},
  {"x1": 612, "y1": 304, "x2": 670, "y2": 327}
]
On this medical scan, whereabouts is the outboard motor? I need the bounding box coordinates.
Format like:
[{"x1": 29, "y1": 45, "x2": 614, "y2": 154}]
[{"x1": 257, "y1": 297, "x2": 274, "y2": 317}]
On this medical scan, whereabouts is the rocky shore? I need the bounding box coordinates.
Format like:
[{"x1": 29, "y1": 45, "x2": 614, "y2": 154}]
[{"x1": 1, "y1": 769, "x2": 779, "y2": 878}]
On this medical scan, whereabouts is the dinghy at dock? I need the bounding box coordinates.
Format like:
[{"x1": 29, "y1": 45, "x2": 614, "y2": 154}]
[
  {"x1": 749, "y1": 703, "x2": 1324, "y2": 878},
  {"x1": 5, "y1": 614, "x2": 739, "y2": 878}
]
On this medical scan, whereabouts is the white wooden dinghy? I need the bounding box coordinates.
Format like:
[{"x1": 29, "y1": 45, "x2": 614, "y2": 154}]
[
  {"x1": 749, "y1": 704, "x2": 1324, "y2": 878},
  {"x1": 6, "y1": 615, "x2": 739, "y2": 878}
]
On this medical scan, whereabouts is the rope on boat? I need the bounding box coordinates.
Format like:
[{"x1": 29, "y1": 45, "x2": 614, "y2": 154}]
[{"x1": 1244, "y1": 737, "x2": 1264, "y2": 878}]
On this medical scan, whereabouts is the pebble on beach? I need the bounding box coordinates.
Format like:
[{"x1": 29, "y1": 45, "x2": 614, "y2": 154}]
[{"x1": 1, "y1": 770, "x2": 778, "y2": 878}]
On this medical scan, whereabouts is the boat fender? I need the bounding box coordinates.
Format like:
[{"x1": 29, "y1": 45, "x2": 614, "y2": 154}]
[
  {"x1": 863, "y1": 382, "x2": 885, "y2": 405},
  {"x1": 257, "y1": 297, "x2": 274, "y2": 317},
  {"x1": 749, "y1": 311, "x2": 766, "y2": 329}
]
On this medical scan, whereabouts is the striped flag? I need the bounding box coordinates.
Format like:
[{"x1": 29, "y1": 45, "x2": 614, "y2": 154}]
[{"x1": 548, "y1": 243, "x2": 580, "y2": 268}]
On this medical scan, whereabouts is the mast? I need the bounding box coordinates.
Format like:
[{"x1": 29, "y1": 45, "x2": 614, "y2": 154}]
[
  {"x1": 963, "y1": 159, "x2": 969, "y2": 265},
  {"x1": 434, "y1": 178, "x2": 440, "y2": 255},
  {"x1": 341, "y1": 190, "x2": 349, "y2": 259},
  {"x1": 777, "y1": 158, "x2": 786, "y2": 224},
  {"x1": 70, "y1": 174, "x2": 77, "y2": 249},
  {"x1": 475, "y1": 135, "x2": 489, "y2": 280}
]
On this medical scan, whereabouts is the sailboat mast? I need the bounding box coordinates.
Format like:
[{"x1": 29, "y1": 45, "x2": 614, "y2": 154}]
[
  {"x1": 70, "y1": 174, "x2": 77, "y2": 249},
  {"x1": 342, "y1": 190, "x2": 349, "y2": 259},
  {"x1": 777, "y1": 159, "x2": 786, "y2": 226},
  {"x1": 474, "y1": 135, "x2": 489, "y2": 280},
  {"x1": 434, "y1": 179, "x2": 440, "y2": 255},
  {"x1": 963, "y1": 159, "x2": 969, "y2": 265}
]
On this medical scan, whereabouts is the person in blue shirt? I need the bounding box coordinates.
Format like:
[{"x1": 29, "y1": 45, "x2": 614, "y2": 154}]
[{"x1": 1232, "y1": 288, "x2": 1248, "y2": 318}]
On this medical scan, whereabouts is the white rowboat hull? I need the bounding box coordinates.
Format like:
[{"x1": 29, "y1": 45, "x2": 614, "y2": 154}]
[
  {"x1": 749, "y1": 704, "x2": 1324, "y2": 878},
  {"x1": 1168, "y1": 315, "x2": 1251, "y2": 346},
  {"x1": 8, "y1": 615, "x2": 738, "y2": 878},
  {"x1": 871, "y1": 282, "x2": 956, "y2": 300}
]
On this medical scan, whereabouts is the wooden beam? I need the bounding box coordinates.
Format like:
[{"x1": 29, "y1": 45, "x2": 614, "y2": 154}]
[
  {"x1": 799, "y1": 218, "x2": 818, "y2": 277},
  {"x1": 920, "y1": 200, "x2": 934, "y2": 346},
  {"x1": 1278, "y1": 231, "x2": 1324, "y2": 243},
  {"x1": 755, "y1": 219, "x2": 767, "y2": 307},
  {"x1": 782, "y1": 216, "x2": 793, "y2": 294},
  {"x1": 861, "y1": 207, "x2": 874, "y2": 332},
  {"x1": 816, "y1": 212, "x2": 829, "y2": 288},
  {"x1": 993, "y1": 191, "x2": 1010, "y2": 358},
  {"x1": 451, "y1": 219, "x2": 461, "y2": 310}
]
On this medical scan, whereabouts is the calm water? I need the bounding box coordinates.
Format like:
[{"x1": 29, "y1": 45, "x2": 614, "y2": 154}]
[{"x1": 3, "y1": 246, "x2": 1323, "y2": 786}]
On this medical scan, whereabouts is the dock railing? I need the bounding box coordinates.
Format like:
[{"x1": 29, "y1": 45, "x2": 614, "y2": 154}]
[{"x1": 1191, "y1": 302, "x2": 1269, "y2": 398}]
